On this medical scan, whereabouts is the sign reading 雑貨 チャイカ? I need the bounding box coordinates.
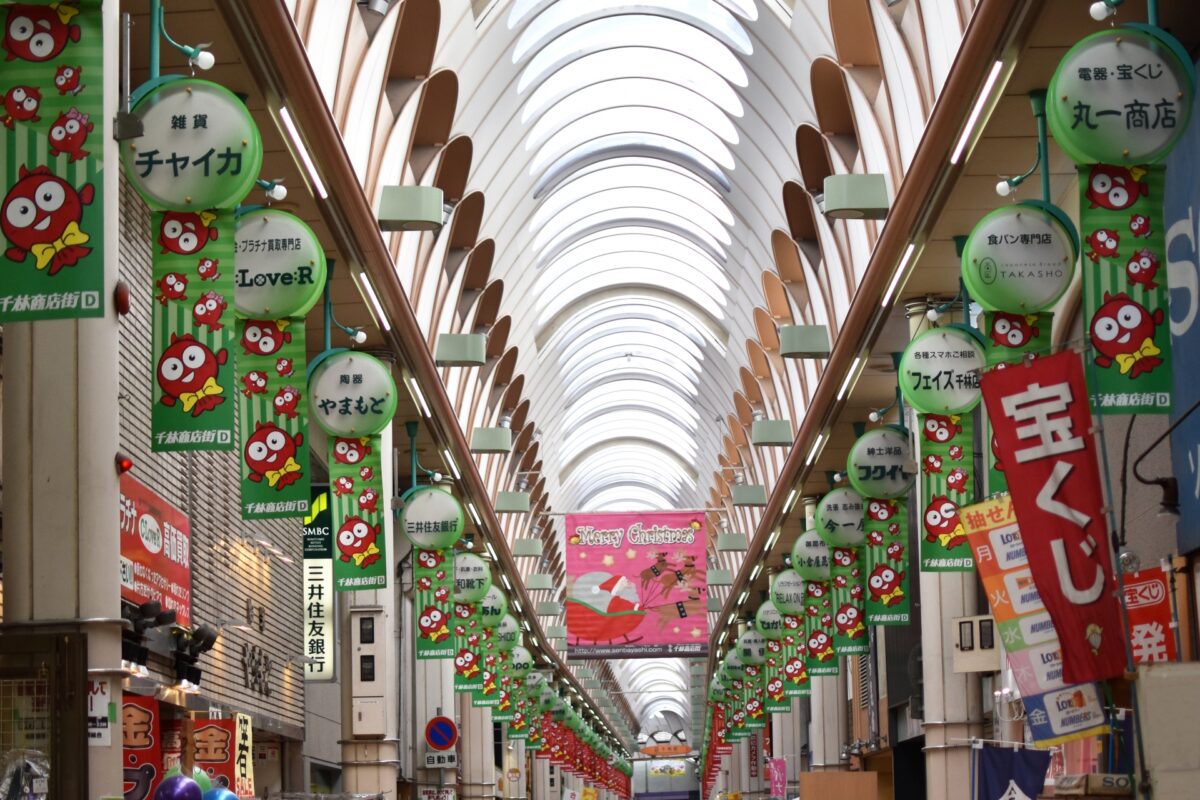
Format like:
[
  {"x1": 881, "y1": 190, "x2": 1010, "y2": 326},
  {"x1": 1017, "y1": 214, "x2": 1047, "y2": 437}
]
[
  {"x1": 121, "y1": 79, "x2": 263, "y2": 211},
  {"x1": 0, "y1": 1, "x2": 105, "y2": 322}
]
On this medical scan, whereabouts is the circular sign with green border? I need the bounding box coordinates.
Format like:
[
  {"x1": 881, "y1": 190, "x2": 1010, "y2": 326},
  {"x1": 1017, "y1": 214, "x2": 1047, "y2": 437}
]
[
  {"x1": 723, "y1": 649, "x2": 746, "y2": 680},
  {"x1": 962, "y1": 202, "x2": 1077, "y2": 312},
  {"x1": 234, "y1": 209, "x2": 327, "y2": 318},
  {"x1": 509, "y1": 646, "x2": 534, "y2": 679},
  {"x1": 791, "y1": 528, "x2": 831, "y2": 580},
  {"x1": 1047, "y1": 25, "x2": 1194, "y2": 165},
  {"x1": 898, "y1": 326, "x2": 986, "y2": 414},
  {"x1": 736, "y1": 628, "x2": 766, "y2": 665},
  {"x1": 308, "y1": 350, "x2": 397, "y2": 437},
  {"x1": 121, "y1": 78, "x2": 263, "y2": 211},
  {"x1": 755, "y1": 600, "x2": 784, "y2": 641},
  {"x1": 479, "y1": 584, "x2": 508, "y2": 627},
  {"x1": 453, "y1": 551, "x2": 492, "y2": 603},
  {"x1": 770, "y1": 570, "x2": 807, "y2": 615},
  {"x1": 846, "y1": 425, "x2": 916, "y2": 500},
  {"x1": 398, "y1": 487, "x2": 464, "y2": 550},
  {"x1": 814, "y1": 487, "x2": 867, "y2": 548},
  {"x1": 495, "y1": 613, "x2": 520, "y2": 651}
]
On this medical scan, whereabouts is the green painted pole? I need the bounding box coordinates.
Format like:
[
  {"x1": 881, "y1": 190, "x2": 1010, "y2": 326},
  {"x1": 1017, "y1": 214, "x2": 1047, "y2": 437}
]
[{"x1": 149, "y1": 0, "x2": 161, "y2": 79}]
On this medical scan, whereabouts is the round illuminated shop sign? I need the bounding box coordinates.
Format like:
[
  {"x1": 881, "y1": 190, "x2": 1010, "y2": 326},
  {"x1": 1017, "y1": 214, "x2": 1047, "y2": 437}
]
[
  {"x1": 736, "y1": 628, "x2": 766, "y2": 665},
  {"x1": 770, "y1": 570, "x2": 807, "y2": 616},
  {"x1": 454, "y1": 551, "x2": 492, "y2": 603},
  {"x1": 121, "y1": 79, "x2": 263, "y2": 211},
  {"x1": 398, "y1": 487, "x2": 464, "y2": 550},
  {"x1": 509, "y1": 646, "x2": 534, "y2": 679},
  {"x1": 898, "y1": 326, "x2": 986, "y2": 415},
  {"x1": 791, "y1": 529, "x2": 831, "y2": 580},
  {"x1": 234, "y1": 209, "x2": 327, "y2": 318},
  {"x1": 308, "y1": 350, "x2": 397, "y2": 437},
  {"x1": 495, "y1": 613, "x2": 520, "y2": 651},
  {"x1": 755, "y1": 600, "x2": 784, "y2": 641},
  {"x1": 814, "y1": 487, "x2": 866, "y2": 548},
  {"x1": 1047, "y1": 26, "x2": 1194, "y2": 165},
  {"x1": 962, "y1": 203, "x2": 1077, "y2": 313},
  {"x1": 846, "y1": 426, "x2": 916, "y2": 500},
  {"x1": 479, "y1": 584, "x2": 508, "y2": 627}
]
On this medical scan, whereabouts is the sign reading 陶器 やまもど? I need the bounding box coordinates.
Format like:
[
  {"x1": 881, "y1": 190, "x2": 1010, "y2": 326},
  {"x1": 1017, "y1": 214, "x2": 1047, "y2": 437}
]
[
  {"x1": 564, "y1": 511, "x2": 707, "y2": 659},
  {"x1": 308, "y1": 350, "x2": 398, "y2": 437},
  {"x1": 119, "y1": 473, "x2": 192, "y2": 628},
  {"x1": 302, "y1": 489, "x2": 335, "y2": 681},
  {"x1": 0, "y1": 0, "x2": 106, "y2": 322},
  {"x1": 121, "y1": 79, "x2": 263, "y2": 211}
]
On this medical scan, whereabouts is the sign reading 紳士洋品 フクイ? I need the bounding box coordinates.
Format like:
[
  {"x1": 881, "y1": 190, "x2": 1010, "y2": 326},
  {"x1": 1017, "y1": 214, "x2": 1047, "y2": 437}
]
[
  {"x1": 119, "y1": 473, "x2": 192, "y2": 628},
  {"x1": 846, "y1": 426, "x2": 915, "y2": 500},
  {"x1": 961, "y1": 202, "x2": 1077, "y2": 313},
  {"x1": 121, "y1": 79, "x2": 263, "y2": 211},
  {"x1": 302, "y1": 488, "x2": 335, "y2": 681},
  {"x1": 0, "y1": 1, "x2": 106, "y2": 322}
]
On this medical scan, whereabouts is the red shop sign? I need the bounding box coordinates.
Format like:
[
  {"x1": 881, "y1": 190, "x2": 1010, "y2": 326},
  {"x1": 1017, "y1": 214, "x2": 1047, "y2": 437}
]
[
  {"x1": 1125, "y1": 566, "x2": 1177, "y2": 664},
  {"x1": 119, "y1": 474, "x2": 192, "y2": 627},
  {"x1": 981, "y1": 350, "x2": 1125, "y2": 684}
]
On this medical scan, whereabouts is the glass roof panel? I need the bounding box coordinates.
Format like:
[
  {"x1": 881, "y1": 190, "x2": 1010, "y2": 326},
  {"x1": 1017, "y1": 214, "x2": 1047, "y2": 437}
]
[
  {"x1": 533, "y1": 131, "x2": 732, "y2": 197},
  {"x1": 534, "y1": 209, "x2": 730, "y2": 266},
  {"x1": 542, "y1": 229, "x2": 730, "y2": 285},
  {"x1": 558, "y1": 336, "x2": 705, "y2": 381},
  {"x1": 560, "y1": 382, "x2": 703, "y2": 427},
  {"x1": 583, "y1": 486, "x2": 677, "y2": 511},
  {"x1": 531, "y1": 163, "x2": 733, "y2": 228},
  {"x1": 518, "y1": 45, "x2": 743, "y2": 97},
  {"x1": 536, "y1": 266, "x2": 727, "y2": 326},
  {"x1": 524, "y1": 74, "x2": 744, "y2": 128},
  {"x1": 529, "y1": 106, "x2": 736, "y2": 173},
  {"x1": 529, "y1": 187, "x2": 731, "y2": 242}
]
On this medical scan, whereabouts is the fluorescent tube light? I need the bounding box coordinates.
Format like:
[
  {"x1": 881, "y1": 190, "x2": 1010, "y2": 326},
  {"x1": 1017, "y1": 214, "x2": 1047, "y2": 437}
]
[
  {"x1": 501, "y1": 574, "x2": 512, "y2": 590},
  {"x1": 406, "y1": 376, "x2": 431, "y2": 418},
  {"x1": 805, "y1": 433, "x2": 826, "y2": 467},
  {"x1": 766, "y1": 528, "x2": 781, "y2": 551},
  {"x1": 950, "y1": 60, "x2": 1005, "y2": 165},
  {"x1": 467, "y1": 502, "x2": 481, "y2": 526},
  {"x1": 750, "y1": 564, "x2": 762, "y2": 582},
  {"x1": 442, "y1": 449, "x2": 461, "y2": 480},
  {"x1": 356, "y1": 273, "x2": 391, "y2": 332},
  {"x1": 737, "y1": 591, "x2": 748, "y2": 606},
  {"x1": 485, "y1": 541, "x2": 497, "y2": 560},
  {"x1": 837, "y1": 357, "x2": 863, "y2": 401},
  {"x1": 278, "y1": 106, "x2": 327, "y2": 199},
  {"x1": 881, "y1": 243, "x2": 918, "y2": 308},
  {"x1": 783, "y1": 489, "x2": 799, "y2": 514}
]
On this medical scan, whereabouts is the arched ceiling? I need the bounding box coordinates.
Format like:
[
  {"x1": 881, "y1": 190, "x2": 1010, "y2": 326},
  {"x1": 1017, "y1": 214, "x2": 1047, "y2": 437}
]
[{"x1": 434, "y1": 0, "x2": 826, "y2": 738}]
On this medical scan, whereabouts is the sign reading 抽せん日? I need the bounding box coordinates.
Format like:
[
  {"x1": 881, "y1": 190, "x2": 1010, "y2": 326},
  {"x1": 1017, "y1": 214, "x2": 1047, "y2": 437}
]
[{"x1": 564, "y1": 511, "x2": 707, "y2": 659}]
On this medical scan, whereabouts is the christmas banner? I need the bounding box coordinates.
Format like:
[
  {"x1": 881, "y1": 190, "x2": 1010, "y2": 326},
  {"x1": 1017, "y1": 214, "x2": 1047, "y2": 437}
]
[
  {"x1": 237, "y1": 318, "x2": 309, "y2": 518},
  {"x1": 1079, "y1": 164, "x2": 1173, "y2": 413},
  {"x1": 564, "y1": 511, "x2": 707, "y2": 658},
  {"x1": 414, "y1": 548, "x2": 454, "y2": 658},
  {"x1": 0, "y1": 0, "x2": 105, "y2": 321},
  {"x1": 864, "y1": 498, "x2": 909, "y2": 625},
  {"x1": 803, "y1": 580, "x2": 837, "y2": 676},
  {"x1": 830, "y1": 547, "x2": 868, "y2": 655},
  {"x1": 150, "y1": 209, "x2": 237, "y2": 451},
  {"x1": 917, "y1": 412, "x2": 975, "y2": 571},
  {"x1": 981, "y1": 311, "x2": 1054, "y2": 495},
  {"x1": 331, "y1": 435, "x2": 387, "y2": 591},
  {"x1": 982, "y1": 350, "x2": 1125, "y2": 684}
]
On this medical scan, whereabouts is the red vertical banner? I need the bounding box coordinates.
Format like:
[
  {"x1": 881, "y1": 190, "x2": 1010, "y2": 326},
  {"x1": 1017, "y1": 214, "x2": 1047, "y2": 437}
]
[
  {"x1": 1124, "y1": 566, "x2": 1177, "y2": 664},
  {"x1": 981, "y1": 350, "x2": 1125, "y2": 683},
  {"x1": 122, "y1": 695, "x2": 162, "y2": 800}
]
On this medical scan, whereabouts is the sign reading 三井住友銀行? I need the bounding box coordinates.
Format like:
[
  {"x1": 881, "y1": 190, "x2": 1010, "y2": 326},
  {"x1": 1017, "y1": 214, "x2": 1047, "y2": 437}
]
[
  {"x1": 309, "y1": 350, "x2": 398, "y2": 438},
  {"x1": 846, "y1": 426, "x2": 915, "y2": 499},
  {"x1": 302, "y1": 488, "x2": 335, "y2": 680},
  {"x1": 121, "y1": 79, "x2": 263, "y2": 211},
  {"x1": 401, "y1": 487, "x2": 466, "y2": 551},
  {"x1": 899, "y1": 326, "x2": 986, "y2": 415},
  {"x1": 234, "y1": 209, "x2": 327, "y2": 318},
  {"x1": 961, "y1": 203, "x2": 1078, "y2": 313},
  {"x1": 119, "y1": 473, "x2": 192, "y2": 629},
  {"x1": 1046, "y1": 26, "x2": 1194, "y2": 166},
  {"x1": 814, "y1": 487, "x2": 867, "y2": 547}
]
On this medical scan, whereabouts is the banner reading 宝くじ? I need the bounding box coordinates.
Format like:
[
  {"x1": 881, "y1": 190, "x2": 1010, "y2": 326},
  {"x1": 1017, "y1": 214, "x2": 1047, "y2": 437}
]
[{"x1": 564, "y1": 511, "x2": 707, "y2": 659}]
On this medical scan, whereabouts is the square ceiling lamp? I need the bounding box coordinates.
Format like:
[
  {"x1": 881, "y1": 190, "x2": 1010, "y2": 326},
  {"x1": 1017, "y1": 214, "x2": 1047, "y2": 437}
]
[
  {"x1": 377, "y1": 185, "x2": 444, "y2": 231},
  {"x1": 822, "y1": 174, "x2": 889, "y2": 220}
]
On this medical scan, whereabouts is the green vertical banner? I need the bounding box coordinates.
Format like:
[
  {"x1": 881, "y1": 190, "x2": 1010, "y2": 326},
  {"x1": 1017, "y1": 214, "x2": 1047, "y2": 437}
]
[
  {"x1": 980, "y1": 311, "x2": 1054, "y2": 495},
  {"x1": 803, "y1": 581, "x2": 837, "y2": 676},
  {"x1": 237, "y1": 319, "x2": 309, "y2": 517},
  {"x1": 0, "y1": 0, "x2": 105, "y2": 321},
  {"x1": 762, "y1": 636, "x2": 790, "y2": 713},
  {"x1": 742, "y1": 663, "x2": 766, "y2": 729},
  {"x1": 472, "y1": 585, "x2": 506, "y2": 706},
  {"x1": 414, "y1": 548, "x2": 454, "y2": 657},
  {"x1": 1079, "y1": 165, "x2": 1172, "y2": 413},
  {"x1": 494, "y1": 655, "x2": 516, "y2": 722},
  {"x1": 507, "y1": 683, "x2": 530, "y2": 740},
  {"x1": 830, "y1": 547, "x2": 868, "y2": 654},
  {"x1": 149, "y1": 210, "x2": 236, "y2": 450},
  {"x1": 453, "y1": 601, "x2": 485, "y2": 692},
  {"x1": 864, "y1": 499, "x2": 910, "y2": 625},
  {"x1": 781, "y1": 614, "x2": 809, "y2": 697},
  {"x1": 917, "y1": 413, "x2": 975, "y2": 571},
  {"x1": 331, "y1": 435, "x2": 387, "y2": 591}
]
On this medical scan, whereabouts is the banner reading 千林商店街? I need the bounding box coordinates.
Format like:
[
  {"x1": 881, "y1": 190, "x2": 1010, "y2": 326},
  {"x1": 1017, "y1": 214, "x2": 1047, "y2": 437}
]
[
  {"x1": 150, "y1": 209, "x2": 237, "y2": 451},
  {"x1": 237, "y1": 318, "x2": 309, "y2": 518},
  {"x1": 863, "y1": 498, "x2": 910, "y2": 625},
  {"x1": 803, "y1": 580, "x2": 837, "y2": 677},
  {"x1": 564, "y1": 511, "x2": 707, "y2": 659},
  {"x1": 330, "y1": 434, "x2": 387, "y2": 592},
  {"x1": 830, "y1": 546, "x2": 868, "y2": 655},
  {"x1": 916, "y1": 412, "x2": 975, "y2": 571},
  {"x1": 0, "y1": 1, "x2": 105, "y2": 322}
]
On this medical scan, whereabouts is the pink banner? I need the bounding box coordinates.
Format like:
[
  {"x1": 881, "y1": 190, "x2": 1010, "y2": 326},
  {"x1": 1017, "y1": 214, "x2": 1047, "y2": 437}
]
[
  {"x1": 768, "y1": 758, "x2": 788, "y2": 798},
  {"x1": 564, "y1": 511, "x2": 707, "y2": 658}
]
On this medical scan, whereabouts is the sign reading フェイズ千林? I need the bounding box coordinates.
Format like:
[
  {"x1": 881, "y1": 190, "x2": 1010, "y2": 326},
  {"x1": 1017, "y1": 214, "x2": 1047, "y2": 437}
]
[{"x1": 119, "y1": 474, "x2": 191, "y2": 628}]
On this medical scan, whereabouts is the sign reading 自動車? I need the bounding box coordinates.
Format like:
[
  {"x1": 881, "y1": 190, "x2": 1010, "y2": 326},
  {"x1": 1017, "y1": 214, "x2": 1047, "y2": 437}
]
[
  {"x1": 119, "y1": 474, "x2": 192, "y2": 628},
  {"x1": 0, "y1": 0, "x2": 105, "y2": 322}
]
